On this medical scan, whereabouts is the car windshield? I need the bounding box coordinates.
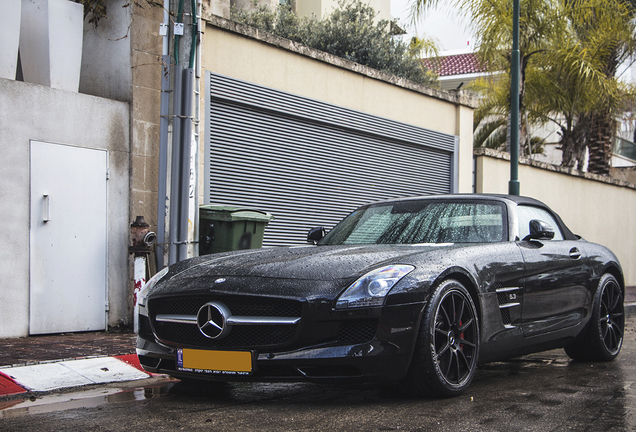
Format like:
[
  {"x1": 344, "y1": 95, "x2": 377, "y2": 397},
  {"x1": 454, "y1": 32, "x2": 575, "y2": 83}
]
[{"x1": 319, "y1": 200, "x2": 506, "y2": 245}]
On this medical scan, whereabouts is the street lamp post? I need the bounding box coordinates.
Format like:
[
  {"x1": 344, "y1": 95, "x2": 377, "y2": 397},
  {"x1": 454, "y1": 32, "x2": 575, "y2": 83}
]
[{"x1": 509, "y1": 0, "x2": 521, "y2": 196}]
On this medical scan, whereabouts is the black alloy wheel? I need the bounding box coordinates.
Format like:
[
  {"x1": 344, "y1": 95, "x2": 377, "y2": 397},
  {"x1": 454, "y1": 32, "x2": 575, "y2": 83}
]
[
  {"x1": 565, "y1": 273, "x2": 624, "y2": 362},
  {"x1": 402, "y1": 279, "x2": 479, "y2": 397},
  {"x1": 434, "y1": 288, "x2": 479, "y2": 385},
  {"x1": 596, "y1": 274, "x2": 624, "y2": 357}
]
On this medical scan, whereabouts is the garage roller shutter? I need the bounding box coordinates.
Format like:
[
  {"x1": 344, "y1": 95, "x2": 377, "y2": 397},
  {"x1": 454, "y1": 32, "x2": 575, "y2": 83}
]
[{"x1": 205, "y1": 72, "x2": 458, "y2": 247}]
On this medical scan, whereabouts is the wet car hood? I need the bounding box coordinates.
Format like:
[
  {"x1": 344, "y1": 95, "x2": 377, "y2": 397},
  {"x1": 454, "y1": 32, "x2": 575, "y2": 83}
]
[{"x1": 151, "y1": 244, "x2": 458, "y2": 299}]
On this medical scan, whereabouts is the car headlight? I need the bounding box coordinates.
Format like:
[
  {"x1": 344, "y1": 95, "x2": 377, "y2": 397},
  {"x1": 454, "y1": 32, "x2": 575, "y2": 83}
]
[
  {"x1": 336, "y1": 265, "x2": 415, "y2": 309},
  {"x1": 138, "y1": 266, "x2": 169, "y2": 307}
]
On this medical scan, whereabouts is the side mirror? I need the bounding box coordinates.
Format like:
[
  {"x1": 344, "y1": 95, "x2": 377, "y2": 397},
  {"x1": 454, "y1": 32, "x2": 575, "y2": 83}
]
[
  {"x1": 307, "y1": 227, "x2": 326, "y2": 244},
  {"x1": 523, "y1": 219, "x2": 555, "y2": 241}
]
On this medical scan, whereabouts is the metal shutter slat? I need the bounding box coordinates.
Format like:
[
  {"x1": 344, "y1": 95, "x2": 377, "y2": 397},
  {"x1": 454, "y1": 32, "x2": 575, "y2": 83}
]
[{"x1": 206, "y1": 72, "x2": 455, "y2": 246}]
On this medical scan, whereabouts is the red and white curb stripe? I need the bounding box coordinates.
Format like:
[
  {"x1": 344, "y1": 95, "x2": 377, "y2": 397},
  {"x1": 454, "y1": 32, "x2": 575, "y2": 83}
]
[{"x1": 0, "y1": 354, "x2": 152, "y2": 396}]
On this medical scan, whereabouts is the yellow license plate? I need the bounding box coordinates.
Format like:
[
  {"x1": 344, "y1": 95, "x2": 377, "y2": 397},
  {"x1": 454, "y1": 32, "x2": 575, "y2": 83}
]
[{"x1": 177, "y1": 349, "x2": 253, "y2": 375}]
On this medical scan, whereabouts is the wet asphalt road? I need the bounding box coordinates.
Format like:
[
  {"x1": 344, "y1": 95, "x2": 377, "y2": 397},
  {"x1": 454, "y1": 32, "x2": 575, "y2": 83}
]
[{"x1": 1, "y1": 316, "x2": 635, "y2": 431}]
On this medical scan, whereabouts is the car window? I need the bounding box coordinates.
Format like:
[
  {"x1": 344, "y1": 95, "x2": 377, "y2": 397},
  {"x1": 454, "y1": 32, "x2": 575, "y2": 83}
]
[
  {"x1": 320, "y1": 201, "x2": 506, "y2": 245},
  {"x1": 516, "y1": 205, "x2": 564, "y2": 241}
]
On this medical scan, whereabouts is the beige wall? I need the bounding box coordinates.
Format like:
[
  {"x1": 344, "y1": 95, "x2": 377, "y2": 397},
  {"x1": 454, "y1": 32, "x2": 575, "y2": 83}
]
[
  {"x1": 475, "y1": 149, "x2": 636, "y2": 287},
  {"x1": 200, "y1": 16, "x2": 477, "y2": 195},
  {"x1": 130, "y1": 3, "x2": 163, "y2": 232}
]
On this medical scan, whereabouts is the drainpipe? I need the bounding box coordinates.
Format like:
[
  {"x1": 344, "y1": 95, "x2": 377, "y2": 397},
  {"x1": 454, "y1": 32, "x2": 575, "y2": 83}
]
[
  {"x1": 178, "y1": 68, "x2": 194, "y2": 262},
  {"x1": 169, "y1": 65, "x2": 184, "y2": 265},
  {"x1": 192, "y1": 0, "x2": 202, "y2": 258},
  {"x1": 155, "y1": 0, "x2": 171, "y2": 270},
  {"x1": 162, "y1": 0, "x2": 200, "y2": 265},
  {"x1": 177, "y1": 0, "x2": 199, "y2": 261}
]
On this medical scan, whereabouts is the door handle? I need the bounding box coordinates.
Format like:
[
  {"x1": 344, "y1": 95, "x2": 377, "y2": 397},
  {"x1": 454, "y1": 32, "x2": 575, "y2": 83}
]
[
  {"x1": 43, "y1": 194, "x2": 50, "y2": 222},
  {"x1": 569, "y1": 248, "x2": 581, "y2": 260}
]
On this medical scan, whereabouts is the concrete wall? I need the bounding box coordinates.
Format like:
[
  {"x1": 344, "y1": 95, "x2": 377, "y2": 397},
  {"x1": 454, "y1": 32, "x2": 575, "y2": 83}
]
[
  {"x1": 474, "y1": 148, "x2": 636, "y2": 287},
  {"x1": 0, "y1": 78, "x2": 130, "y2": 338},
  {"x1": 80, "y1": 0, "x2": 162, "y2": 233},
  {"x1": 129, "y1": 2, "x2": 164, "y2": 232},
  {"x1": 80, "y1": 0, "x2": 132, "y2": 102},
  {"x1": 82, "y1": 1, "x2": 164, "y2": 328},
  {"x1": 200, "y1": 16, "x2": 477, "y2": 196}
]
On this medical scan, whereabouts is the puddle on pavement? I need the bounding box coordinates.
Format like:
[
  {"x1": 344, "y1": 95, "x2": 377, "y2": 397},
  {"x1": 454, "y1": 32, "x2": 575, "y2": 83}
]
[{"x1": 0, "y1": 382, "x2": 175, "y2": 418}]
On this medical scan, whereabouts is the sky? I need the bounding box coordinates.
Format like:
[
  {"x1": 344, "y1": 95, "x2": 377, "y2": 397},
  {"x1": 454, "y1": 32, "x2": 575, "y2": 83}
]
[{"x1": 389, "y1": 0, "x2": 475, "y2": 53}]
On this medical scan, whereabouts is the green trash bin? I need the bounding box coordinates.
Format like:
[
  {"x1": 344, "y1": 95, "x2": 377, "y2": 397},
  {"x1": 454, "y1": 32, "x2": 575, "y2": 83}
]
[{"x1": 199, "y1": 205, "x2": 274, "y2": 254}]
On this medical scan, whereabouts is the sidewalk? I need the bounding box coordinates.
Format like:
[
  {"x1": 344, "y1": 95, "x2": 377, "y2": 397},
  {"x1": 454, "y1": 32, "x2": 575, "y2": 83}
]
[
  {"x1": 1, "y1": 287, "x2": 635, "y2": 399},
  {"x1": 0, "y1": 332, "x2": 149, "y2": 398}
]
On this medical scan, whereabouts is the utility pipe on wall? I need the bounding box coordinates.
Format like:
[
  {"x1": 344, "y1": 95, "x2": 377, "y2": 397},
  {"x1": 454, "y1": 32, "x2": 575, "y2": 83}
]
[
  {"x1": 158, "y1": 0, "x2": 200, "y2": 266},
  {"x1": 178, "y1": 69, "x2": 194, "y2": 262},
  {"x1": 168, "y1": 65, "x2": 184, "y2": 265},
  {"x1": 156, "y1": 0, "x2": 171, "y2": 270}
]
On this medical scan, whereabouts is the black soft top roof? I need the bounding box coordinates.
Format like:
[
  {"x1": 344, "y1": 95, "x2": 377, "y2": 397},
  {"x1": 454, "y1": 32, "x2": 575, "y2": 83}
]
[{"x1": 368, "y1": 194, "x2": 579, "y2": 241}]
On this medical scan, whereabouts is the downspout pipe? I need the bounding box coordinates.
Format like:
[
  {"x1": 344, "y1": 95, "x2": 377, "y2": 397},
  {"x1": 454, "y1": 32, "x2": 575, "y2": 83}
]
[
  {"x1": 168, "y1": 0, "x2": 198, "y2": 263},
  {"x1": 174, "y1": 0, "x2": 185, "y2": 66},
  {"x1": 193, "y1": 0, "x2": 202, "y2": 258},
  {"x1": 156, "y1": 0, "x2": 171, "y2": 270},
  {"x1": 178, "y1": 69, "x2": 194, "y2": 262},
  {"x1": 177, "y1": 0, "x2": 199, "y2": 260},
  {"x1": 169, "y1": 65, "x2": 184, "y2": 265},
  {"x1": 189, "y1": 0, "x2": 198, "y2": 69}
]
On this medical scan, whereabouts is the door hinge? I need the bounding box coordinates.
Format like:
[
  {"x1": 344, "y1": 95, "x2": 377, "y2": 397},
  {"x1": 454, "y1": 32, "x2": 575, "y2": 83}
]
[
  {"x1": 105, "y1": 301, "x2": 110, "y2": 312},
  {"x1": 106, "y1": 168, "x2": 110, "y2": 180}
]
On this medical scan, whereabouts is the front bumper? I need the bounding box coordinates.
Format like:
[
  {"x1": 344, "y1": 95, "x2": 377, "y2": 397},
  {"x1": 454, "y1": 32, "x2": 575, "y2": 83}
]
[{"x1": 136, "y1": 302, "x2": 424, "y2": 383}]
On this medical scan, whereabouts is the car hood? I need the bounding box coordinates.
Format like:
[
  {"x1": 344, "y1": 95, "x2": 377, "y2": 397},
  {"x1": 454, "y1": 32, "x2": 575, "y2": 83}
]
[{"x1": 151, "y1": 244, "x2": 458, "y2": 299}]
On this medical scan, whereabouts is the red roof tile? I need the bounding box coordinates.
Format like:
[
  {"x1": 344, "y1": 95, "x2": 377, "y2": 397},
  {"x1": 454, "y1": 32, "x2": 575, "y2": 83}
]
[{"x1": 424, "y1": 53, "x2": 487, "y2": 76}]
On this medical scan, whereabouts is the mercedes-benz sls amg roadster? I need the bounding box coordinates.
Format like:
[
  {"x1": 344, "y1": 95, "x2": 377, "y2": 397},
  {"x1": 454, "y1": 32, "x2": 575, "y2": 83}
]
[{"x1": 136, "y1": 194, "x2": 624, "y2": 397}]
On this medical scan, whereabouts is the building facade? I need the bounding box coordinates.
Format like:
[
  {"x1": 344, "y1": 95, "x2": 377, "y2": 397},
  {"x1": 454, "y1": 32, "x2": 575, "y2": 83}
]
[{"x1": 0, "y1": 0, "x2": 475, "y2": 338}]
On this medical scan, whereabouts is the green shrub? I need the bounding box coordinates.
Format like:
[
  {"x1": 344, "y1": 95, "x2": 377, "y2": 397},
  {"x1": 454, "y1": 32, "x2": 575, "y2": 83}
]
[{"x1": 231, "y1": 0, "x2": 438, "y2": 87}]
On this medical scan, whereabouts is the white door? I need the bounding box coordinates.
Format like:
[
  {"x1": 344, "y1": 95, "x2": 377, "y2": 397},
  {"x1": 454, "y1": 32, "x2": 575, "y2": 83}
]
[{"x1": 30, "y1": 141, "x2": 108, "y2": 334}]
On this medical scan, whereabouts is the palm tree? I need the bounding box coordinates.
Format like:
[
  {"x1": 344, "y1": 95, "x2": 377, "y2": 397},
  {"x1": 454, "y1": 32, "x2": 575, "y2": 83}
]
[
  {"x1": 410, "y1": 0, "x2": 636, "y2": 173},
  {"x1": 530, "y1": 0, "x2": 636, "y2": 171},
  {"x1": 566, "y1": 0, "x2": 636, "y2": 174}
]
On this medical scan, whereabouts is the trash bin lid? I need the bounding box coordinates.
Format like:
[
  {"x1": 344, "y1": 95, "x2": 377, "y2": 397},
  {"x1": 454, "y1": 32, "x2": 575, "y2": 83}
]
[{"x1": 199, "y1": 205, "x2": 274, "y2": 223}]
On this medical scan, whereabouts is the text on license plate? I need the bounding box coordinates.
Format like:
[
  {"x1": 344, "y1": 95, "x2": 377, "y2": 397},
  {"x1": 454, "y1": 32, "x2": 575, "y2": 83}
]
[{"x1": 177, "y1": 349, "x2": 253, "y2": 374}]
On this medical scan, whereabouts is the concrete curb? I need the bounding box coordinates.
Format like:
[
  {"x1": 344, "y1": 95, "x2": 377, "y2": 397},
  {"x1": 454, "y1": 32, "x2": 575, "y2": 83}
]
[{"x1": 0, "y1": 354, "x2": 152, "y2": 397}]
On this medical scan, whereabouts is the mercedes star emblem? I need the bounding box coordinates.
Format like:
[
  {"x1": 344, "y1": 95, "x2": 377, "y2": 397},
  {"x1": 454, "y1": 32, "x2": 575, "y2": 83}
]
[{"x1": 197, "y1": 302, "x2": 232, "y2": 339}]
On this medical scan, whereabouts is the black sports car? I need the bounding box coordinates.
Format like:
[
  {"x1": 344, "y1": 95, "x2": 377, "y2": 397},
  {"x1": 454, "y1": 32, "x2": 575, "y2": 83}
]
[{"x1": 136, "y1": 194, "x2": 624, "y2": 397}]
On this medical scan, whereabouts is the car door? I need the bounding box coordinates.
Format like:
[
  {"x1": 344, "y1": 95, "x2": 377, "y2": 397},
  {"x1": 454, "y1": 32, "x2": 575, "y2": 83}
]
[{"x1": 516, "y1": 205, "x2": 590, "y2": 336}]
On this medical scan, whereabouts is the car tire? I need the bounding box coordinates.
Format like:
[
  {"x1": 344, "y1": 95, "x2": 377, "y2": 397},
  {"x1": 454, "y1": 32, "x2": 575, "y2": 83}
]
[
  {"x1": 402, "y1": 279, "x2": 479, "y2": 397},
  {"x1": 565, "y1": 273, "x2": 624, "y2": 362}
]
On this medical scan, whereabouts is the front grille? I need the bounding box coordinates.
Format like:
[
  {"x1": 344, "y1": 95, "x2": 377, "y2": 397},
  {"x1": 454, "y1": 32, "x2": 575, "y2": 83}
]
[
  {"x1": 154, "y1": 321, "x2": 298, "y2": 348},
  {"x1": 337, "y1": 319, "x2": 378, "y2": 343},
  {"x1": 150, "y1": 295, "x2": 301, "y2": 317},
  {"x1": 138, "y1": 314, "x2": 154, "y2": 340},
  {"x1": 148, "y1": 295, "x2": 302, "y2": 349}
]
